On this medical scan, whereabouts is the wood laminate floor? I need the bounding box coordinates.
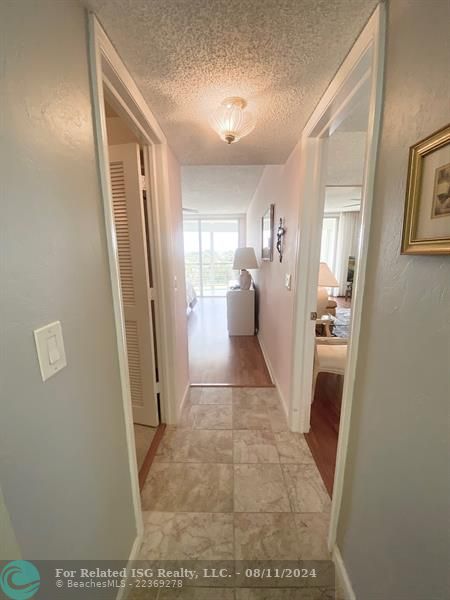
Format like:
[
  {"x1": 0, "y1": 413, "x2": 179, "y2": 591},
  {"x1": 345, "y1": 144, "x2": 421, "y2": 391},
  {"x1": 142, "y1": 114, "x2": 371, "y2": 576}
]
[
  {"x1": 134, "y1": 424, "x2": 157, "y2": 470},
  {"x1": 188, "y1": 297, "x2": 273, "y2": 386},
  {"x1": 304, "y1": 372, "x2": 343, "y2": 496}
]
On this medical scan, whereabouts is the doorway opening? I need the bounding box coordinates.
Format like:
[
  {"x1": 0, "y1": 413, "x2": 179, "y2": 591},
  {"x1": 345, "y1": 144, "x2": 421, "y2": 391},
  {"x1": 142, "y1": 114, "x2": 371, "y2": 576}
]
[
  {"x1": 306, "y1": 186, "x2": 365, "y2": 495},
  {"x1": 289, "y1": 5, "x2": 385, "y2": 557},
  {"x1": 103, "y1": 99, "x2": 162, "y2": 481},
  {"x1": 309, "y1": 81, "x2": 371, "y2": 501},
  {"x1": 89, "y1": 15, "x2": 181, "y2": 549},
  {"x1": 182, "y1": 207, "x2": 272, "y2": 387}
]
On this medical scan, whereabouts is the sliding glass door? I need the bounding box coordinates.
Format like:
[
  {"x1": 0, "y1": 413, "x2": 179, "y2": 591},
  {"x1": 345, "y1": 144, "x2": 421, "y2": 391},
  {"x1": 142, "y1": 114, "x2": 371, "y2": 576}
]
[{"x1": 183, "y1": 218, "x2": 240, "y2": 297}]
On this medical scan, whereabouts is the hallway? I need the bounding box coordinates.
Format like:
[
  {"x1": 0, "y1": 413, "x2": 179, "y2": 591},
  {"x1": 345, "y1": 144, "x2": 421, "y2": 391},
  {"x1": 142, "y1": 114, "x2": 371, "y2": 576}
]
[
  {"x1": 188, "y1": 298, "x2": 272, "y2": 386},
  {"x1": 138, "y1": 387, "x2": 334, "y2": 596}
]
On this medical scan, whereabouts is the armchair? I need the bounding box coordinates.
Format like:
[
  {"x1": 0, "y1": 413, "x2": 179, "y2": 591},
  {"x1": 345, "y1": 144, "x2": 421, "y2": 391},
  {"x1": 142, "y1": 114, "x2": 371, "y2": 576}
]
[{"x1": 312, "y1": 337, "x2": 348, "y2": 401}]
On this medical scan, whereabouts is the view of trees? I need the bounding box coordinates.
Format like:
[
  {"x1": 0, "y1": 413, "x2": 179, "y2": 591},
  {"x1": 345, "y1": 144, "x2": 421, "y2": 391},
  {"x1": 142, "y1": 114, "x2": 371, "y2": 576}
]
[
  {"x1": 183, "y1": 223, "x2": 239, "y2": 296},
  {"x1": 185, "y1": 250, "x2": 235, "y2": 295}
]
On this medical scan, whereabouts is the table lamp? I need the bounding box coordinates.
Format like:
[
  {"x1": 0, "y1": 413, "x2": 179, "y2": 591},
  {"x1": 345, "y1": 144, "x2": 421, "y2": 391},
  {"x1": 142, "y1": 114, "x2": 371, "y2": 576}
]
[
  {"x1": 233, "y1": 247, "x2": 259, "y2": 290},
  {"x1": 317, "y1": 262, "x2": 339, "y2": 316}
]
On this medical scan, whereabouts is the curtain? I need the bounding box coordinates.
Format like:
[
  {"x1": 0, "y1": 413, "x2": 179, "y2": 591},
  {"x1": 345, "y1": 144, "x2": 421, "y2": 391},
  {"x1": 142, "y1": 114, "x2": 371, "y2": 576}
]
[{"x1": 333, "y1": 211, "x2": 361, "y2": 296}]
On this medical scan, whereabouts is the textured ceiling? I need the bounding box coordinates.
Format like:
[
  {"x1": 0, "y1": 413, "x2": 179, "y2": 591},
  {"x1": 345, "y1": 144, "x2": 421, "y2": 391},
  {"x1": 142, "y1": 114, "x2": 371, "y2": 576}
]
[
  {"x1": 84, "y1": 0, "x2": 377, "y2": 165},
  {"x1": 181, "y1": 166, "x2": 264, "y2": 214}
]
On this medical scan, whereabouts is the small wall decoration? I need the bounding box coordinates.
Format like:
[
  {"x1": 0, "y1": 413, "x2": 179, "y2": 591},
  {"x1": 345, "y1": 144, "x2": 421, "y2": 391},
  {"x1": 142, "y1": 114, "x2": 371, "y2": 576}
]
[
  {"x1": 261, "y1": 204, "x2": 275, "y2": 261},
  {"x1": 401, "y1": 124, "x2": 450, "y2": 254},
  {"x1": 276, "y1": 218, "x2": 286, "y2": 262}
]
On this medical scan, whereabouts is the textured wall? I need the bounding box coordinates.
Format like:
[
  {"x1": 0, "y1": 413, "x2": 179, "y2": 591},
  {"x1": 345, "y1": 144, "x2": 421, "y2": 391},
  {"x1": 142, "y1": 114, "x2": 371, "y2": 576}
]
[
  {"x1": 0, "y1": 487, "x2": 21, "y2": 560},
  {"x1": 0, "y1": 0, "x2": 136, "y2": 558},
  {"x1": 337, "y1": 1, "x2": 450, "y2": 598},
  {"x1": 247, "y1": 147, "x2": 302, "y2": 409},
  {"x1": 166, "y1": 148, "x2": 190, "y2": 411}
]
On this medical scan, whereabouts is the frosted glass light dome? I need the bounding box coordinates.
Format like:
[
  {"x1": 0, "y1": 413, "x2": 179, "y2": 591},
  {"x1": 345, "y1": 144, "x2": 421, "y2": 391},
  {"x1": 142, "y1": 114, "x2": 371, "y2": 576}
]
[{"x1": 210, "y1": 97, "x2": 256, "y2": 144}]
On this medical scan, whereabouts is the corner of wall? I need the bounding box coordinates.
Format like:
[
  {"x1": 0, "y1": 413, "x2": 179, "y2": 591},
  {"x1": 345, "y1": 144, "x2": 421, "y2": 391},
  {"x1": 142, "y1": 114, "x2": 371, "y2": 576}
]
[
  {"x1": 257, "y1": 333, "x2": 289, "y2": 418},
  {"x1": 332, "y1": 545, "x2": 356, "y2": 600}
]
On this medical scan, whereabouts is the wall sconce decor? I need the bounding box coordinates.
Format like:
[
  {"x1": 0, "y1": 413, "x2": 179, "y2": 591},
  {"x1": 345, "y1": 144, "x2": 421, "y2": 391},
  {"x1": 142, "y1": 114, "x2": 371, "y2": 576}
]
[{"x1": 276, "y1": 218, "x2": 286, "y2": 262}]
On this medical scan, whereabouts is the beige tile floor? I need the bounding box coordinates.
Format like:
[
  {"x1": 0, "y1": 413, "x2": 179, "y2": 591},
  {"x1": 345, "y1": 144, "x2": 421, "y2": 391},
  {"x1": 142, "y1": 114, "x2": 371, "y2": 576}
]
[{"x1": 137, "y1": 387, "x2": 336, "y2": 598}]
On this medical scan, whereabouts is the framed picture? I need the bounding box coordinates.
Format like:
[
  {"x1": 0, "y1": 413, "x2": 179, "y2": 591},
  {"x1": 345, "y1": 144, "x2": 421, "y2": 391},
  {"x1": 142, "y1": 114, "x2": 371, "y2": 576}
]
[
  {"x1": 401, "y1": 124, "x2": 450, "y2": 254},
  {"x1": 261, "y1": 204, "x2": 275, "y2": 261}
]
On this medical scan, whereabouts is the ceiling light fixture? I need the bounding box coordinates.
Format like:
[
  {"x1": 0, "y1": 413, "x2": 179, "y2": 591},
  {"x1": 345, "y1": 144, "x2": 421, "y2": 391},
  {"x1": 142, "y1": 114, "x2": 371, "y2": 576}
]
[{"x1": 210, "y1": 97, "x2": 255, "y2": 145}]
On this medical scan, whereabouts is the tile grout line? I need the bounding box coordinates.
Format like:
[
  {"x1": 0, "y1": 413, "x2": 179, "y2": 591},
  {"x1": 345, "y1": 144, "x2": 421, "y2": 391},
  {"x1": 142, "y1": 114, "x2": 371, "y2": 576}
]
[{"x1": 143, "y1": 387, "x2": 330, "y2": 567}]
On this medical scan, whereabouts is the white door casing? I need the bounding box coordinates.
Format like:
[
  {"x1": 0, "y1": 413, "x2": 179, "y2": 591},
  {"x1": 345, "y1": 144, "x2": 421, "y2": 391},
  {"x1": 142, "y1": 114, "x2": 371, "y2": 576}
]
[
  {"x1": 109, "y1": 143, "x2": 159, "y2": 427},
  {"x1": 288, "y1": 4, "x2": 385, "y2": 558}
]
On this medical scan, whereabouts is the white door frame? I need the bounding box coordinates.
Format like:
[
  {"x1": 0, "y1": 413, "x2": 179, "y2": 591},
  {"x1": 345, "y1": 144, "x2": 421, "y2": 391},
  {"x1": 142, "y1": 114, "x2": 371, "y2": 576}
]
[
  {"x1": 289, "y1": 4, "x2": 385, "y2": 552},
  {"x1": 88, "y1": 14, "x2": 179, "y2": 552}
]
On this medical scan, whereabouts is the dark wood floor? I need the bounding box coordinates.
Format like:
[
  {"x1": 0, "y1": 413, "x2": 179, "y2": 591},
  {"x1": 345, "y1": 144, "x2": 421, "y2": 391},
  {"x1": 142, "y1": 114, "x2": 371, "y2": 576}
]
[
  {"x1": 188, "y1": 297, "x2": 273, "y2": 386},
  {"x1": 304, "y1": 372, "x2": 343, "y2": 496}
]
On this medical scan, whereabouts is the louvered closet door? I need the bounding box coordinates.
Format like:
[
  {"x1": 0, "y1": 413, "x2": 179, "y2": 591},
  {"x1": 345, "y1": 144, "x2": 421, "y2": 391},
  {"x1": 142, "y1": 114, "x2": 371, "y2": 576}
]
[{"x1": 109, "y1": 143, "x2": 159, "y2": 426}]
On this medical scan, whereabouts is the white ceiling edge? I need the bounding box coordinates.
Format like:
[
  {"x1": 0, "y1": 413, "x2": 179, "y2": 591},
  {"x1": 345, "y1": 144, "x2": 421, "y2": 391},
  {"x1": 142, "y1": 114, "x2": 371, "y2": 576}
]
[
  {"x1": 181, "y1": 165, "x2": 265, "y2": 214},
  {"x1": 324, "y1": 185, "x2": 362, "y2": 213}
]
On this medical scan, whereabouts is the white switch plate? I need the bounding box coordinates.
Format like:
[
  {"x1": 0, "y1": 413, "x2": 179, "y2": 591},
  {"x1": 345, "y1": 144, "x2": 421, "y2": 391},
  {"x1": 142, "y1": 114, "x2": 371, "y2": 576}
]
[
  {"x1": 34, "y1": 321, "x2": 67, "y2": 381},
  {"x1": 285, "y1": 273, "x2": 292, "y2": 290}
]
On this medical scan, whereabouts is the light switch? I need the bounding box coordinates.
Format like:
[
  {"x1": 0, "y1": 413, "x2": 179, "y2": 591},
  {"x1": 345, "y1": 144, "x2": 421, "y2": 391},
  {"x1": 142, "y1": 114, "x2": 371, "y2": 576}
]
[
  {"x1": 47, "y1": 335, "x2": 60, "y2": 365},
  {"x1": 34, "y1": 321, "x2": 67, "y2": 381},
  {"x1": 285, "y1": 273, "x2": 292, "y2": 291}
]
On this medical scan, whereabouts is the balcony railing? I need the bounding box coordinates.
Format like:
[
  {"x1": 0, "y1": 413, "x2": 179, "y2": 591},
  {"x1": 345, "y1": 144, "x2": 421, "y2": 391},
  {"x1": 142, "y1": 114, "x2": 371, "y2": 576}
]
[{"x1": 185, "y1": 262, "x2": 235, "y2": 297}]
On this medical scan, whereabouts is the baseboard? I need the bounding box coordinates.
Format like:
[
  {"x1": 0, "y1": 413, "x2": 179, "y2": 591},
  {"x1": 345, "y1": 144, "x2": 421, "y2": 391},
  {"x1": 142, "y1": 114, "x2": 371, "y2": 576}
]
[
  {"x1": 116, "y1": 533, "x2": 143, "y2": 600},
  {"x1": 257, "y1": 333, "x2": 289, "y2": 419},
  {"x1": 332, "y1": 545, "x2": 356, "y2": 600},
  {"x1": 256, "y1": 333, "x2": 275, "y2": 382}
]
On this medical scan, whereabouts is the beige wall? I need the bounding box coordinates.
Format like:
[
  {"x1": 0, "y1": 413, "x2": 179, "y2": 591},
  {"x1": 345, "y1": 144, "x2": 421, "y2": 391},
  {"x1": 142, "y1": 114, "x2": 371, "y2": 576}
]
[
  {"x1": 337, "y1": 1, "x2": 450, "y2": 598},
  {"x1": 326, "y1": 132, "x2": 367, "y2": 185},
  {"x1": 0, "y1": 487, "x2": 21, "y2": 560},
  {"x1": 0, "y1": 0, "x2": 136, "y2": 558},
  {"x1": 246, "y1": 133, "x2": 365, "y2": 410},
  {"x1": 106, "y1": 115, "x2": 140, "y2": 145},
  {"x1": 247, "y1": 146, "x2": 302, "y2": 409},
  {"x1": 166, "y1": 148, "x2": 190, "y2": 411}
]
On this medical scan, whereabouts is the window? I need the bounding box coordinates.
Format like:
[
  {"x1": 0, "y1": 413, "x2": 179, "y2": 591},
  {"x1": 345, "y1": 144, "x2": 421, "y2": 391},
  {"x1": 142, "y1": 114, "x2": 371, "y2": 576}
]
[{"x1": 183, "y1": 218, "x2": 241, "y2": 297}]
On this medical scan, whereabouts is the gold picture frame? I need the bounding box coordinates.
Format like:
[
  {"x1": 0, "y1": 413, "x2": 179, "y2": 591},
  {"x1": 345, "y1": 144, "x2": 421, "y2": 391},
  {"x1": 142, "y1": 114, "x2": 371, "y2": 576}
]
[{"x1": 401, "y1": 124, "x2": 450, "y2": 255}]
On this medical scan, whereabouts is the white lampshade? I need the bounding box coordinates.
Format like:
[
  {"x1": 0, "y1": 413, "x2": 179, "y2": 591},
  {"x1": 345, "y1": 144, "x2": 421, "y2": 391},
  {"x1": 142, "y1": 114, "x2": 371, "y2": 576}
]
[
  {"x1": 233, "y1": 247, "x2": 259, "y2": 270},
  {"x1": 318, "y1": 262, "x2": 338, "y2": 287}
]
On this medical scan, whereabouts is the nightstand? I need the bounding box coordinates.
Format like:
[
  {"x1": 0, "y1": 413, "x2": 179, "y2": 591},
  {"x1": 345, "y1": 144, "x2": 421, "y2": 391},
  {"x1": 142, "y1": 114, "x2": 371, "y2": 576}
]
[{"x1": 226, "y1": 287, "x2": 255, "y2": 335}]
